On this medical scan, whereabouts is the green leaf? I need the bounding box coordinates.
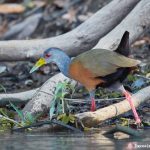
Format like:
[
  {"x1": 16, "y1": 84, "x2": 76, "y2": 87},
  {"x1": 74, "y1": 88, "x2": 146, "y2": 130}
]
[
  {"x1": 127, "y1": 74, "x2": 137, "y2": 82},
  {"x1": 68, "y1": 115, "x2": 75, "y2": 123},
  {"x1": 49, "y1": 100, "x2": 56, "y2": 120},
  {"x1": 25, "y1": 112, "x2": 35, "y2": 124},
  {"x1": 62, "y1": 115, "x2": 70, "y2": 124},
  {"x1": 56, "y1": 101, "x2": 63, "y2": 114},
  {"x1": 9, "y1": 102, "x2": 24, "y2": 122},
  {"x1": 0, "y1": 84, "x2": 6, "y2": 93},
  {"x1": 57, "y1": 114, "x2": 75, "y2": 124},
  {"x1": 111, "y1": 92, "x2": 121, "y2": 98},
  {"x1": 142, "y1": 121, "x2": 150, "y2": 127}
]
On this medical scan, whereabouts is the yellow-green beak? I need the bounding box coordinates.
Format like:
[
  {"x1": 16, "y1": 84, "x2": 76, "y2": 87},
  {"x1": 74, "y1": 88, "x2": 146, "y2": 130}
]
[{"x1": 30, "y1": 58, "x2": 46, "y2": 73}]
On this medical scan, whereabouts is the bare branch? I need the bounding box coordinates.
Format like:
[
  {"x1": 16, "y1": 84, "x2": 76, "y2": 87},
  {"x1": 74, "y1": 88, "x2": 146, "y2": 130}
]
[
  {"x1": 0, "y1": 0, "x2": 140, "y2": 61},
  {"x1": 94, "y1": 0, "x2": 150, "y2": 50},
  {"x1": 0, "y1": 89, "x2": 38, "y2": 106}
]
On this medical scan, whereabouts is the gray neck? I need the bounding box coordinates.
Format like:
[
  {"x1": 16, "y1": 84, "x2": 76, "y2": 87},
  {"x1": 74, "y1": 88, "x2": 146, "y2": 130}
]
[{"x1": 52, "y1": 53, "x2": 71, "y2": 77}]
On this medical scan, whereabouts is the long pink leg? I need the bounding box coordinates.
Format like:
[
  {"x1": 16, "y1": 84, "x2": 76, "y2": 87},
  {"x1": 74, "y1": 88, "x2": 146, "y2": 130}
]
[
  {"x1": 89, "y1": 91, "x2": 96, "y2": 111},
  {"x1": 91, "y1": 97, "x2": 96, "y2": 112},
  {"x1": 123, "y1": 90, "x2": 141, "y2": 124}
]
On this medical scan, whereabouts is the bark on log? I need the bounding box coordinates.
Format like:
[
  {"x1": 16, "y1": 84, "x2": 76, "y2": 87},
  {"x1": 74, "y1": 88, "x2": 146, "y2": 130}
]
[
  {"x1": 94, "y1": 0, "x2": 150, "y2": 50},
  {"x1": 22, "y1": 73, "x2": 75, "y2": 118},
  {"x1": 0, "y1": 0, "x2": 140, "y2": 61},
  {"x1": 76, "y1": 86, "x2": 150, "y2": 127}
]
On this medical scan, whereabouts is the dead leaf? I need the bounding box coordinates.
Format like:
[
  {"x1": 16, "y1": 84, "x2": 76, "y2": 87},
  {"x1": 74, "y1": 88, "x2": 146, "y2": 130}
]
[
  {"x1": 62, "y1": 8, "x2": 77, "y2": 23},
  {"x1": 132, "y1": 36, "x2": 150, "y2": 47},
  {"x1": 114, "y1": 132, "x2": 130, "y2": 139},
  {"x1": 0, "y1": 3, "x2": 25, "y2": 14},
  {"x1": 0, "y1": 20, "x2": 8, "y2": 37},
  {"x1": 78, "y1": 12, "x2": 93, "y2": 22},
  {"x1": 146, "y1": 73, "x2": 150, "y2": 78},
  {"x1": 24, "y1": 0, "x2": 46, "y2": 9},
  {"x1": 34, "y1": 1, "x2": 46, "y2": 7}
]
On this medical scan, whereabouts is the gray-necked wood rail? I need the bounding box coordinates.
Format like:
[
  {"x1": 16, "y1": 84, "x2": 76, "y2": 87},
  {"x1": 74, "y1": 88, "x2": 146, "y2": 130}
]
[{"x1": 30, "y1": 31, "x2": 141, "y2": 125}]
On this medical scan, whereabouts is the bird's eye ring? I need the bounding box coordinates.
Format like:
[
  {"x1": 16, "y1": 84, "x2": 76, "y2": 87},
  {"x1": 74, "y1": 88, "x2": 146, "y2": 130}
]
[{"x1": 45, "y1": 54, "x2": 51, "y2": 58}]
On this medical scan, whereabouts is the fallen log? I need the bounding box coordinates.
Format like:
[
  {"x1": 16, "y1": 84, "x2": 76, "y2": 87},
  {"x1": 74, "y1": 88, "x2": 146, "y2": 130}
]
[
  {"x1": 76, "y1": 86, "x2": 150, "y2": 127},
  {"x1": 0, "y1": 0, "x2": 140, "y2": 61},
  {"x1": 22, "y1": 73, "x2": 75, "y2": 118}
]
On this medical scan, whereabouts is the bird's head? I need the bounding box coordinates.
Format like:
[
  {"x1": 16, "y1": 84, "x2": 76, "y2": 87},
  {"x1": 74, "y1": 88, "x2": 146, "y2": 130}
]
[{"x1": 30, "y1": 47, "x2": 63, "y2": 73}]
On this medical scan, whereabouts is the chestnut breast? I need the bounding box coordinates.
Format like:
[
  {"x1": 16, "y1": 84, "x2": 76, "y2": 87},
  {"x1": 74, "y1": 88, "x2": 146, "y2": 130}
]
[{"x1": 69, "y1": 60, "x2": 105, "y2": 91}]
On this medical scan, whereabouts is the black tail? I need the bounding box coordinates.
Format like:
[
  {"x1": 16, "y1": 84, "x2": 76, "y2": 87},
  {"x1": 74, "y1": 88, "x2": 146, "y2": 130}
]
[{"x1": 115, "y1": 31, "x2": 130, "y2": 56}]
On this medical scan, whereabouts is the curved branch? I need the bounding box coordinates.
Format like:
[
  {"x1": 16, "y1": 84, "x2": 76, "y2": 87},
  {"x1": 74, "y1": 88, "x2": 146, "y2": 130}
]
[
  {"x1": 0, "y1": 89, "x2": 38, "y2": 106},
  {"x1": 76, "y1": 86, "x2": 150, "y2": 127},
  {"x1": 0, "y1": 0, "x2": 140, "y2": 61},
  {"x1": 94, "y1": 0, "x2": 150, "y2": 50}
]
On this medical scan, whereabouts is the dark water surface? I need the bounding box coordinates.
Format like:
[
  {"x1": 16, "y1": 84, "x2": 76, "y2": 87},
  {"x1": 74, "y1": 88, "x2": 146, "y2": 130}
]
[{"x1": 0, "y1": 130, "x2": 150, "y2": 150}]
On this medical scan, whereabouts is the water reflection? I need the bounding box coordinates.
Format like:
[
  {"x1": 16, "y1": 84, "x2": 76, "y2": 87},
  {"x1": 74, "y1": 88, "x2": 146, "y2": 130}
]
[{"x1": 0, "y1": 130, "x2": 149, "y2": 150}]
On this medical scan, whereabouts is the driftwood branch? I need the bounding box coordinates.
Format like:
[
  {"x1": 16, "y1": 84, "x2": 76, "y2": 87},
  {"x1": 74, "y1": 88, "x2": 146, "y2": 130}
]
[
  {"x1": 0, "y1": 89, "x2": 38, "y2": 106},
  {"x1": 0, "y1": 0, "x2": 140, "y2": 61},
  {"x1": 94, "y1": 0, "x2": 150, "y2": 50},
  {"x1": 76, "y1": 86, "x2": 150, "y2": 127},
  {"x1": 22, "y1": 73, "x2": 75, "y2": 117}
]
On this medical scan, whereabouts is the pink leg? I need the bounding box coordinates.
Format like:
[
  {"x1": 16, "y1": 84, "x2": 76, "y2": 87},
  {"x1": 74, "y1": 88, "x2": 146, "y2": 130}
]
[
  {"x1": 123, "y1": 90, "x2": 141, "y2": 124},
  {"x1": 91, "y1": 98, "x2": 96, "y2": 112}
]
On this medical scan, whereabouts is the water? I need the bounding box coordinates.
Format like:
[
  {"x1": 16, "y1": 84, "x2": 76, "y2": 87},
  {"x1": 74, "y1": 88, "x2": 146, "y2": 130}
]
[{"x1": 0, "y1": 130, "x2": 149, "y2": 150}]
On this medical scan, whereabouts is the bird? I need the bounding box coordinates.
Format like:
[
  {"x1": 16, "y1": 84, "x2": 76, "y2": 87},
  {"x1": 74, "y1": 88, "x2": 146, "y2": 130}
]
[{"x1": 30, "y1": 31, "x2": 141, "y2": 125}]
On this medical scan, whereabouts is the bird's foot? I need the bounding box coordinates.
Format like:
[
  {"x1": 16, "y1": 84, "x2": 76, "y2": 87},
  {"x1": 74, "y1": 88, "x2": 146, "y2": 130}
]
[
  {"x1": 135, "y1": 118, "x2": 142, "y2": 128},
  {"x1": 90, "y1": 98, "x2": 96, "y2": 112},
  {"x1": 123, "y1": 90, "x2": 141, "y2": 125}
]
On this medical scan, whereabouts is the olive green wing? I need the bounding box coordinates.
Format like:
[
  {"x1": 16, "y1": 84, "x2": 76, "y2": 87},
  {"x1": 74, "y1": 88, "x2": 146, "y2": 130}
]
[{"x1": 72, "y1": 49, "x2": 140, "y2": 77}]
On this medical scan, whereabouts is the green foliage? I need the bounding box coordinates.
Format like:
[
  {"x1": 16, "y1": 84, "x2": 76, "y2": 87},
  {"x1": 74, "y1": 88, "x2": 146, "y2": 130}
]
[
  {"x1": 49, "y1": 81, "x2": 75, "y2": 121},
  {"x1": 0, "y1": 108, "x2": 16, "y2": 131},
  {"x1": 142, "y1": 121, "x2": 150, "y2": 127},
  {"x1": 9, "y1": 101, "x2": 36, "y2": 127},
  {"x1": 57, "y1": 113, "x2": 75, "y2": 124},
  {"x1": 95, "y1": 88, "x2": 122, "y2": 99},
  {"x1": 24, "y1": 112, "x2": 36, "y2": 125},
  {"x1": 9, "y1": 101, "x2": 24, "y2": 122},
  {"x1": 0, "y1": 84, "x2": 6, "y2": 93},
  {"x1": 111, "y1": 92, "x2": 121, "y2": 98},
  {"x1": 0, "y1": 116, "x2": 13, "y2": 132},
  {"x1": 120, "y1": 118, "x2": 130, "y2": 126},
  {"x1": 127, "y1": 74, "x2": 137, "y2": 82},
  {"x1": 49, "y1": 99, "x2": 56, "y2": 120}
]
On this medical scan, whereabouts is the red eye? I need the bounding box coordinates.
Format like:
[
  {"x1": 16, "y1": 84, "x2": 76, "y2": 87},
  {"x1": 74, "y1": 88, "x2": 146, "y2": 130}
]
[{"x1": 45, "y1": 54, "x2": 51, "y2": 58}]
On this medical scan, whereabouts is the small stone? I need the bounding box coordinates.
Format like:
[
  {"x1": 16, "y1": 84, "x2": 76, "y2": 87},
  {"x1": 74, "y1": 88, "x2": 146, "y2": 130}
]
[
  {"x1": 25, "y1": 79, "x2": 33, "y2": 86},
  {"x1": 114, "y1": 132, "x2": 130, "y2": 139},
  {"x1": 42, "y1": 66, "x2": 51, "y2": 74},
  {"x1": 0, "y1": 65, "x2": 6, "y2": 74}
]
